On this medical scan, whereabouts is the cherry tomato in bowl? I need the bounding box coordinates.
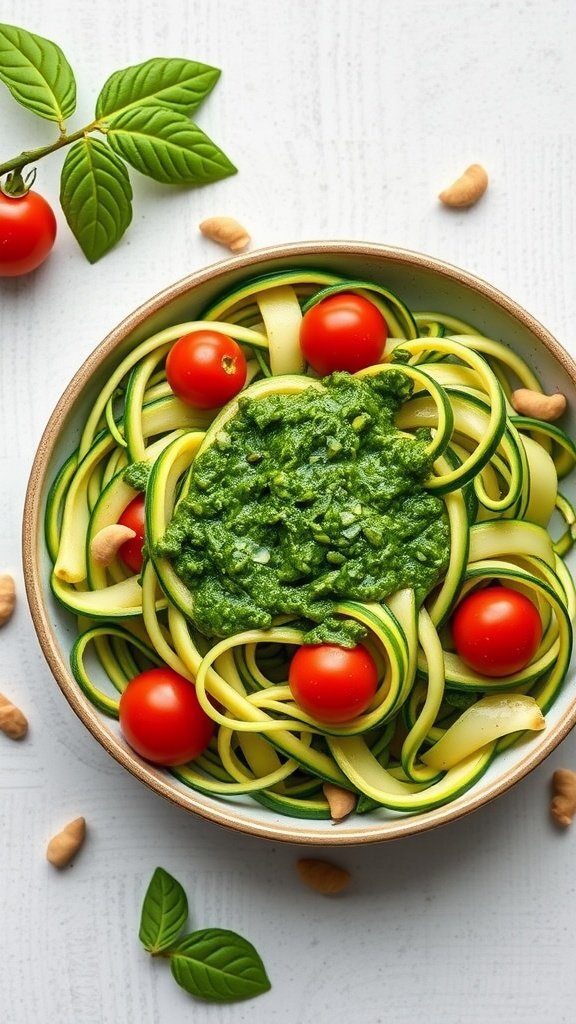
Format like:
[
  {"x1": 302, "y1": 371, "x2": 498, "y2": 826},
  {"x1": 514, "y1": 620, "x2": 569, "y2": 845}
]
[
  {"x1": 288, "y1": 643, "x2": 379, "y2": 724},
  {"x1": 166, "y1": 329, "x2": 247, "y2": 408},
  {"x1": 451, "y1": 585, "x2": 542, "y2": 678},
  {"x1": 299, "y1": 292, "x2": 388, "y2": 375},
  {"x1": 0, "y1": 188, "x2": 57, "y2": 277},
  {"x1": 118, "y1": 494, "x2": 146, "y2": 573},
  {"x1": 119, "y1": 667, "x2": 214, "y2": 766}
]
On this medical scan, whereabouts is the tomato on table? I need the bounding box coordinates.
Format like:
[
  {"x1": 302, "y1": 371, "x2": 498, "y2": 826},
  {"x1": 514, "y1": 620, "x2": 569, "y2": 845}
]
[
  {"x1": 451, "y1": 585, "x2": 542, "y2": 678},
  {"x1": 118, "y1": 494, "x2": 146, "y2": 573},
  {"x1": 166, "y1": 330, "x2": 247, "y2": 408},
  {"x1": 288, "y1": 643, "x2": 379, "y2": 724},
  {"x1": 119, "y1": 667, "x2": 215, "y2": 766},
  {"x1": 299, "y1": 292, "x2": 388, "y2": 375},
  {"x1": 0, "y1": 188, "x2": 57, "y2": 276}
]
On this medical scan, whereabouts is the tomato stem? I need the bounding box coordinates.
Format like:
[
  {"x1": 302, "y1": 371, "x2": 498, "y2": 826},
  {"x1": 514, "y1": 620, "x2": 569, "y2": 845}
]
[{"x1": 0, "y1": 120, "x2": 103, "y2": 177}]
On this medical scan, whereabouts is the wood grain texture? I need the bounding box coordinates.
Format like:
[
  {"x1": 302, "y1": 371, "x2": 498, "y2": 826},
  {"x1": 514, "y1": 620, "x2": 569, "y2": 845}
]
[{"x1": 2, "y1": 1, "x2": 576, "y2": 1021}]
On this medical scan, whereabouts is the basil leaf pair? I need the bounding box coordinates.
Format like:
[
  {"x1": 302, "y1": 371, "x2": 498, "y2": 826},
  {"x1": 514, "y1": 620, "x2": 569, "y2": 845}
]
[
  {"x1": 139, "y1": 867, "x2": 271, "y2": 1004},
  {"x1": 59, "y1": 107, "x2": 235, "y2": 263}
]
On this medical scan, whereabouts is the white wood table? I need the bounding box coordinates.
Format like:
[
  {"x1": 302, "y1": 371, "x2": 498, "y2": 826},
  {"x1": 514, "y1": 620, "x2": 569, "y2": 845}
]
[{"x1": 2, "y1": 2, "x2": 576, "y2": 1021}]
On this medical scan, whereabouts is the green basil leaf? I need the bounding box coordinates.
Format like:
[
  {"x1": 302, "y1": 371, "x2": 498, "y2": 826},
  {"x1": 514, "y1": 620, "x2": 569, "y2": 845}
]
[
  {"x1": 106, "y1": 106, "x2": 237, "y2": 185},
  {"x1": 170, "y1": 928, "x2": 271, "y2": 1003},
  {"x1": 138, "y1": 868, "x2": 189, "y2": 954},
  {"x1": 95, "y1": 57, "x2": 220, "y2": 119},
  {"x1": 0, "y1": 22, "x2": 76, "y2": 123},
  {"x1": 59, "y1": 138, "x2": 132, "y2": 263}
]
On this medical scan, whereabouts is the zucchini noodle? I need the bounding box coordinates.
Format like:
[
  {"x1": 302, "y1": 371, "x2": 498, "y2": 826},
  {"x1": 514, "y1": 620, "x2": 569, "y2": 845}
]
[{"x1": 46, "y1": 269, "x2": 576, "y2": 820}]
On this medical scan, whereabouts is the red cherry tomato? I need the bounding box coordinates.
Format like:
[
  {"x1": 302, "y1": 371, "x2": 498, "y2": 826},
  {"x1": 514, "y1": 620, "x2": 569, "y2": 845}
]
[
  {"x1": 451, "y1": 586, "x2": 542, "y2": 678},
  {"x1": 299, "y1": 293, "x2": 388, "y2": 375},
  {"x1": 166, "y1": 330, "x2": 247, "y2": 409},
  {"x1": 288, "y1": 643, "x2": 379, "y2": 724},
  {"x1": 119, "y1": 667, "x2": 215, "y2": 766},
  {"x1": 0, "y1": 188, "x2": 57, "y2": 276},
  {"x1": 118, "y1": 494, "x2": 146, "y2": 573}
]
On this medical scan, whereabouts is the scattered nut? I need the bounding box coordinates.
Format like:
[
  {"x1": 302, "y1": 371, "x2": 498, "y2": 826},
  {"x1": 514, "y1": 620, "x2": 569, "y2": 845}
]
[
  {"x1": 511, "y1": 388, "x2": 567, "y2": 422},
  {"x1": 199, "y1": 216, "x2": 251, "y2": 252},
  {"x1": 46, "y1": 817, "x2": 87, "y2": 868},
  {"x1": 439, "y1": 164, "x2": 489, "y2": 208},
  {"x1": 0, "y1": 573, "x2": 16, "y2": 626},
  {"x1": 90, "y1": 524, "x2": 136, "y2": 567},
  {"x1": 550, "y1": 769, "x2": 576, "y2": 827},
  {"x1": 0, "y1": 692, "x2": 28, "y2": 740},
  {"x1": 322, "y1": 783, "x2": 357, "y2": 822},
  {"x1": 296, "y1": 858, "x2": 351, "y2": 895}
]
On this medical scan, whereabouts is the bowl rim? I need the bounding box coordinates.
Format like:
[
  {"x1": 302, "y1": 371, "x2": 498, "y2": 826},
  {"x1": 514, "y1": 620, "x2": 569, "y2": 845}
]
[{"x1": 21, "y1": 239, "x2": 576, "y2": 845}]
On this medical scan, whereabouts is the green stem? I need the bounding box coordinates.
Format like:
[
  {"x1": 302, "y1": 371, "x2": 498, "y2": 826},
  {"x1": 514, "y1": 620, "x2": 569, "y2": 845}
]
[{"x1": 0, "y1": 120, "x2": 103, "y2": 177}]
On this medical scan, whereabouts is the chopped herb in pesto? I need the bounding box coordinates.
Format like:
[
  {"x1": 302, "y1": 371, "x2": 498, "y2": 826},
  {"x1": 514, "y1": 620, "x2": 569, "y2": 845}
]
[
  {"x1": 123, "y1": 460, "x2": 151, "y2": 492},
  {"x1": 156, "y1": 371, "x2": 450, "y2": 645}
]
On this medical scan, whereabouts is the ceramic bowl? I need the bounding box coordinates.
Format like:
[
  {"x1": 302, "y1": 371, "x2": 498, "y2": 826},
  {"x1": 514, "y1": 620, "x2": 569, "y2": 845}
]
[{"x1": 22, "y1": 241, "x2": 576, "y2": 845}]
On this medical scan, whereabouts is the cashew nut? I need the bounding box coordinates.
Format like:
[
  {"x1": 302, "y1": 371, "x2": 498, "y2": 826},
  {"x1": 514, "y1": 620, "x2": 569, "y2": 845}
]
[
  {"x1": 199, "y1": 216, "x2": 251, "y2": 252},
  {"x1": 0, "y1": 573, "x2": 16, "y2": 626},
  {"x1": 90, "y1": 524, "x2": 136, "y2": 566},
  {"x1": 296, "y1": 858, "x2": 351, "y2": 895},
  {"x1": 550, "y1": 768, "x2": 576, "y2": 827},
  {"x1": 439, "y1": 164, "x2": 489, "y2": 208},
  {"x1": 46, "y1": 817, "x2": 87, "y2": 868},
  {"x1": 322, "y1": 782, "x2": 357, "y2": 822},
  {"x1": 0, "y1": 692, "x2": 28, "y2": 740},
  {"x1": 511, "y1": 388, "x2": 567, "y2": 422}
]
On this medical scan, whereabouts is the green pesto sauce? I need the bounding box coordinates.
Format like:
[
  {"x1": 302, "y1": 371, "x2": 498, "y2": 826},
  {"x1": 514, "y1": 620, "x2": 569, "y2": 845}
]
[
  {"x1": 123, "y1": 460, "x2": 151, "y2": 492},
  {"x1": 157, "y1": 371, "x2": 449, "y2": 646}
]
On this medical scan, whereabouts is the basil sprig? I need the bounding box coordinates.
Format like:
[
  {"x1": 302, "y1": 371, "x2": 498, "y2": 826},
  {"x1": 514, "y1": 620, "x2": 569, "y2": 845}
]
[
  {"x1": 139, "y1": 867, "x2": 271, "y2": 1004},
  {"x1": 0, "y1": 23, "x2": 236, "y2": 262}
]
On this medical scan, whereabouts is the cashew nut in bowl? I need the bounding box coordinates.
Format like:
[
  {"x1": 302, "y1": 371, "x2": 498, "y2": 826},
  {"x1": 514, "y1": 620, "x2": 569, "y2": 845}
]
[
  {"x1": 511, "y1": 388, "x2": 567, "y2": 422},
  {"x1": 90, "y1": 524, "x2": 137, "y2": 566}
]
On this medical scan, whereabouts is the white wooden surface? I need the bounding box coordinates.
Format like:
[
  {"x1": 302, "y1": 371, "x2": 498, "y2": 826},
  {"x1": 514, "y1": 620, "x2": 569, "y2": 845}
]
[{"x1": 2, "y1": 1, "x2": 576, "y2": 1021}]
